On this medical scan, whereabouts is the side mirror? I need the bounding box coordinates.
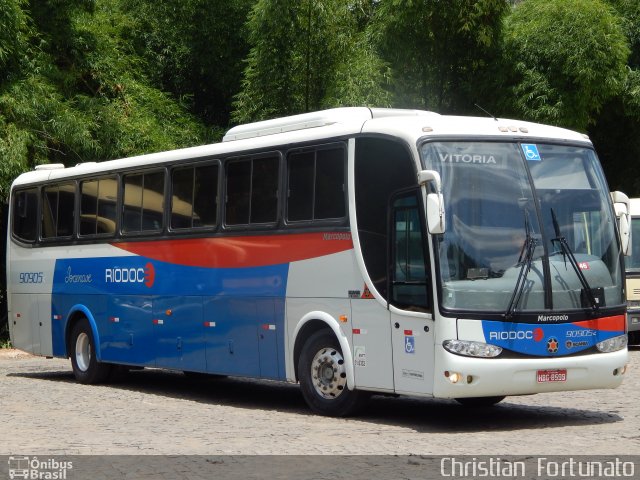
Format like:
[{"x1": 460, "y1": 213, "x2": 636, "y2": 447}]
[
  {"x1": 610, "y1": 191, "x2": 631, "y2": 256},
  {"x1": 418, "y1": 170, "x2": 446, "y2": 234}
]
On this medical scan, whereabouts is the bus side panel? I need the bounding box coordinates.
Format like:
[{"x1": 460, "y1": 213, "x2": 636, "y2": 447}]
[
  {"x1": 286, "y1": 249, "x2": 363, "y2": 382},
  {"x1": 202, "y1": 296, "x2": 285, "y2": 380},
  {"x1": 154, "y1": 295, "x2": 205, "y2": 371},
  {"x1": 8, "y1": 250, "x2": 56, "y2": 355},
  {"x1": 270, "y1": 297, "x2": 286, "y2": 379},
  {"x1": 350, "y1": 298, "x2": 394, "y2": 392},
  {"x1": 51, "y1": 251, "x2": 290, "y2": 377},
  {"x1": 204, "y1": 296, "x2": 261, "y2": 377},
  {"x1": 104, "y1": 295, "x2": 154, "y2": 366},
  {"x1": 10, "y1": 294, "x2": 38, "y2": 354}
]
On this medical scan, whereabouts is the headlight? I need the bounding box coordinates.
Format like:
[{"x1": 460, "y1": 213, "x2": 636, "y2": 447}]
[
  {"x1": 596, "y1": 335, "x2": 628, "y2": 353},
  {"x1": 627, "y1": 300, "x2": 640, "y2": 309},
  {"x1": 443, "y1": 339, "x2": 502, "y2": 358}
]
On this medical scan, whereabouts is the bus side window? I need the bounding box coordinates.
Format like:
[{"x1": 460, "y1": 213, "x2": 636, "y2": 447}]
[
  {"x1": 225, "y1": 154, "x2": 279, "y2": 226},
  {"x1": 122, "y1": 171, "x2": 165, "y2": 233},
  {"x1": 171, "y1": 163, "x2": 219, "y2": 230},
  {"x1": 80, "y1": 177, "x2": 117, "y2": 236},
  {"x1": 12, "y1": 188, "x2": 38, "y2": 243},
  {"x1": 286, "y1": 145, "x2": 345, "y2": 222},
  {"x1": 389, "y1": 192, "x2": 429, "y2": 311},
  {"x1": 42, "y1": 183, "x2": 75, "y2": 239}
]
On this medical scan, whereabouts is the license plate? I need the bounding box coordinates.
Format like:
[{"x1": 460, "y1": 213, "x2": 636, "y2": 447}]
[{"x1": 537, "y1": 369, "x2": 567, "y2": 383}]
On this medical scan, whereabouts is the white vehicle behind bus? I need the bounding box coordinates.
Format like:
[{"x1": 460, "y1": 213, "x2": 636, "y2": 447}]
[{"x1": 623, "y1": 197, "x2": 640, "y2": 344}]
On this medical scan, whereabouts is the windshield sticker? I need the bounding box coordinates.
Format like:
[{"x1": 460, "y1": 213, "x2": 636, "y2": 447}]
[
  {"x1": 521, "y1": 144, "x2": 541, "y2": 161},
  {"x1": 438, "y1": 152, "x2": 498, "y2": 164}
]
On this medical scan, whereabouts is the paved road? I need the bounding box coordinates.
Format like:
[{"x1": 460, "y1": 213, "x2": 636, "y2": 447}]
[{"x1": 1, "y1": 348, "x2": 639, "y2": 456}]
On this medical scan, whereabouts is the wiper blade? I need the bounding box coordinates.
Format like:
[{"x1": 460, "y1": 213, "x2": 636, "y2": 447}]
[
  {"x1": 550, "y1": 208, "x2": 599, "y2": 312},
  {"x1": 505, "y1": 210, "x2": 537, "y2": 319}
]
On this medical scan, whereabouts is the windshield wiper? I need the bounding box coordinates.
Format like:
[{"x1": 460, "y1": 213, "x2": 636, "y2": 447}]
[
  {"x1": 505, "y1": 209, "x2": 537, "y2": 320},
  {"x1": 550, "y1": 208, "x2": 599, "y2": 312}
]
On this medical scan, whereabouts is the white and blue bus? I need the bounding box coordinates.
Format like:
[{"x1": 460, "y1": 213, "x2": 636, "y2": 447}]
[{"x1": 6, "y1": 107, "x2": 629, "y2": 416}]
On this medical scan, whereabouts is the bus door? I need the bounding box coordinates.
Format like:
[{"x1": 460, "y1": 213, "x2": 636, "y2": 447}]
[{"x1": 388, "y1": 190, "x2": 435, "y2": 395}]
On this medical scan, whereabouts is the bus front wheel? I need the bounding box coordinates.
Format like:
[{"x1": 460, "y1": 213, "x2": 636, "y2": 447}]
[
  {"x1": 298, "y1": 329, "x2": 367, "y2": 417},
  {"x1": 69, "y1": 319, "x2": 112, "y2": 384}
]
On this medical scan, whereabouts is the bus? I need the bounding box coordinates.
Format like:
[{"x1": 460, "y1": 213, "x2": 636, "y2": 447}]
[
  {"x1": 6, "y1": 107, "x2": 629, "y2": 416},
  {"x1": 624, "y1": 198, "x2": 640, "y2": 345}
]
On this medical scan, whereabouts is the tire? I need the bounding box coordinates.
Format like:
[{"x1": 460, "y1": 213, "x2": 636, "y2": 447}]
[
  {"x1": 628, "y1": 331, "x2": 640, "y2": 346},
  {"x1": 455, "y1": 396, "x2": 505, "y2": 407},
  {"x1": 298, "y1": 329, "x2": 368, "y2": 417},
  {"x1": 69, "y1": 319, "x2": 112, "y2": 384}
]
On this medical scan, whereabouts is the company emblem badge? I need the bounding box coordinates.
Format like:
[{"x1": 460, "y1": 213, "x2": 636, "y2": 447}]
[
  {"x1": 144, "y1": 262, "x2": 155, "y2": 288},
  {"x1": 547, "y1": 337, "x2": 559, "y2": 353},
  {"x1": 105, "y1": 262, "x2": 155, "y2": 288},
  {"x1": 533, "y1": 327, "x2": 544, "y2": 342}
]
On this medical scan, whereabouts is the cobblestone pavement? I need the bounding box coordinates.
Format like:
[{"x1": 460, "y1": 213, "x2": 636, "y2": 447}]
[{"x1": 1, "y1": 348, "x2": 639, "y2": 456}]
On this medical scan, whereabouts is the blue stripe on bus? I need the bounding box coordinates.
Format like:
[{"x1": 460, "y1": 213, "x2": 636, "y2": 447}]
[
  {"x1": 51, "y1": 257, "x2": 288, "y2": 379},
  {"x1": 480, "y1": 318, "x2": 624, "y2": 356}
]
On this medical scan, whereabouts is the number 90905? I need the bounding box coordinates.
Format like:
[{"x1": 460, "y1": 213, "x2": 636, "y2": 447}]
[{"x1": 18, "y1": 272, "x2": 44, "y2": 284}]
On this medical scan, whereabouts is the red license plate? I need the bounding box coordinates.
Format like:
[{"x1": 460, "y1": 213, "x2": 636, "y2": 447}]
[{"x1": 537, "y1": 369, "x2": 567, "y2": 383}]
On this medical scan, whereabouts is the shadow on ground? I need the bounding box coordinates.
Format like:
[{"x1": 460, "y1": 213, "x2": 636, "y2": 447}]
[{"x1": 8, "y1": 364, "x2": 623, "y2": 434}]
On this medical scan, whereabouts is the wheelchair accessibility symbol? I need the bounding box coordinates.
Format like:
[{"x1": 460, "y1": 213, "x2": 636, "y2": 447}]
[
  {"x1": 521, "y1": 144, "x2": 541, "y2": 161},
  {"x1": 405, "y1": 336, "x2": 415, "y2": 354}
]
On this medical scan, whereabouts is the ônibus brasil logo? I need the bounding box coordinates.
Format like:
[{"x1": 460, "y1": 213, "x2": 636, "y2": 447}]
[{"x1": 105, "y1": 262, "x2": 155, "y2": 288}]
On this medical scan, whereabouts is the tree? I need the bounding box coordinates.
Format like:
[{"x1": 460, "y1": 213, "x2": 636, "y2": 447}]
[
  {"x1": 502, "y1": 0, "x2": 629, "y2": 131},
  {"x1": 0, "y1": 0, "x2": 30, "y2": 85},
  {"x1": 232, "y1": 0, "x2": 390, "y2": 123},
  {"x1": 123, "y1": 0, "x2": 254, "y2": 129},
  {"x1": 588, "y1": 0, "x2": 640, "y2": 194},
  {"x1": 0, "y1": 0, "x2": 208, "y2": 195},
  {"x1": 372, "y1": 0, "x2": 510, "y2": 113}
]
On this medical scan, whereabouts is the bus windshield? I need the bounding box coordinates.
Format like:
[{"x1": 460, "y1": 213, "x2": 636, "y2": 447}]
[{"x1": 421, "y1": 141, "x2": 623, "y2": 315}]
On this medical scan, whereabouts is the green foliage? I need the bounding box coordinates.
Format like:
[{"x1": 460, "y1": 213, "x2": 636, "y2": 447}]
[
  {"x1": 123, "y1": 0, "x2": 254, "y2": 127},
  {"x1": 372, "y1": 0, "x2": 510, "y2": 112},
  {"x1": 503, "y1": 0, "x2": 629, "y2": 131},
  {"x1": 0, "y1": 117, "x2": 30, "y2": 204},
  {"x1": 0, "y1": 0, "x2": 30, "y2": 82},
  {"x1": 587, "y1": 1, "x2": 640, "y2": 195},
  {"x1": 232, "y1": 0, "x2": 390, "y2": 123},
  {"x1": 608, "y1": 0, "x2": 640, "y2": 68},
  {"x1": 0, "y1": 0, "x2": 209, "y2": 195},
  {"x1": 0, "y1": 0, "x2": 639, "y2": 197}
]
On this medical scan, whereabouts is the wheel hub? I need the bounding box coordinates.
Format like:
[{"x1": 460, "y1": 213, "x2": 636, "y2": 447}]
[
  {"x1": 311, "y1": 347, "x2": 347, "y2": 399},
  {"x1": 75, "y1": 332, "x2": 91, "y2": 372}
]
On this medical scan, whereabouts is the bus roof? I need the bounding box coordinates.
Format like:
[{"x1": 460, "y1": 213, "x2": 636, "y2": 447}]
[{"x1": 11, "y1": 107, "x2": 592, "y2": 188}]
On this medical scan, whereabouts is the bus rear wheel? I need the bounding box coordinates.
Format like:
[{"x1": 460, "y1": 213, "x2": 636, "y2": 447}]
[
  {"x1": 298, "y1": 329, "x2": 367, "y2": 417},
  {"x1": 69, "y1": 319, "x2": 112, "y2": 384},
  {"x1": 455, "y1": 396, "x2": 505, "y2": 407}
]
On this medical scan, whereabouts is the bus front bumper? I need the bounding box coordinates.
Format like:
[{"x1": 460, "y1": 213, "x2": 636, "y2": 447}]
[{"x1": 433, "y1": 347, "x2": 628, "y2": 399}]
